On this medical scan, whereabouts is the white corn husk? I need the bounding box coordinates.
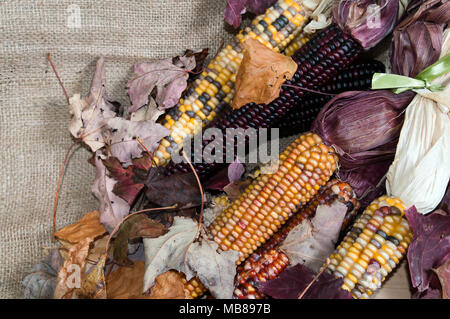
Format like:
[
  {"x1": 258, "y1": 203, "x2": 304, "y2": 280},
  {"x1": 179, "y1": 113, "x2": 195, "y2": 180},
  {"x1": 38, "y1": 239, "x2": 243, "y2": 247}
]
[{"x1": 386, "y1": 28, "x2": 450, "y2": 214}]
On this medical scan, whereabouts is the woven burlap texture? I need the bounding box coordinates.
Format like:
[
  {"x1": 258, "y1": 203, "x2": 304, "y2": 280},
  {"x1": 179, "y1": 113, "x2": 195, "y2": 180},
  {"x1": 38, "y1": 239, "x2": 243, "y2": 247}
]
[{"x1": 0, "y1": 0, "x2": 236, "y2": 298}]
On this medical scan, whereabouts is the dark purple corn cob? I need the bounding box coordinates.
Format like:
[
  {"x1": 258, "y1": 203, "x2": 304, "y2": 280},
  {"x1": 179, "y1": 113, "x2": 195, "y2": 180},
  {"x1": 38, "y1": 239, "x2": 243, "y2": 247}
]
[
  {"x1": 278, "y1": 60, "x2": 385, "y2": 137},
  {"x1": 166, "y1": 24, "x2": 363, "y2": 179}
]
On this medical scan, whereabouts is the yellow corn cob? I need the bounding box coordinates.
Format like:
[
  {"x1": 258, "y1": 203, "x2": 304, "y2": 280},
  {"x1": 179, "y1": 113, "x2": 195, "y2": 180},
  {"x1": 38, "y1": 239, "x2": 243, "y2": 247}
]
[
  {"x1": 327, "y1": 195, "x2": 413, "y2": 299},
  {"x1": 208, "y1": 132, "x2": 337, "y2": 264},
  {"x1": 154, "y1": 0, "x2": 309, "y2": 165},
  {"x1": 284, "y1": 31, "x2": 311, "y2": 56}
]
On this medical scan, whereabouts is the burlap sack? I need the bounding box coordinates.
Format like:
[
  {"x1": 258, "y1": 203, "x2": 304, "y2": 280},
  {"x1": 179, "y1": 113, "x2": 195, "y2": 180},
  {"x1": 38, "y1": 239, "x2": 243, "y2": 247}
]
[{"x1": 0, "y1": 0, "x2": 236, "y2": 299}]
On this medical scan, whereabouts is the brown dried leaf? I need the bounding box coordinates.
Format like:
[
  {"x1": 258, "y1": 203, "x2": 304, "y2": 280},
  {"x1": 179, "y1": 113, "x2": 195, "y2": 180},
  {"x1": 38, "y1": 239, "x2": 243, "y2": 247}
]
[
  {"x1": 148, "y1": 271, "x2": 190, "y2": 299},
  {"x1": 58, "y1": 234, "x2": 108, "y2": 265},
  {"x1": 433, "y1": 259, "x2": 450, "y2": 299},
  {"x1": 232, "y1": 38, "x2": 297, "y2": 109},
  {"x1": 54, "y1": 237, "x2": 93, "y2": 299},
  {"x1": 54, "y1": 211, "x2": 107, "y2": 244},
  {"x1": 106, "y1": 261, "x2": 146, "y2": 299}
]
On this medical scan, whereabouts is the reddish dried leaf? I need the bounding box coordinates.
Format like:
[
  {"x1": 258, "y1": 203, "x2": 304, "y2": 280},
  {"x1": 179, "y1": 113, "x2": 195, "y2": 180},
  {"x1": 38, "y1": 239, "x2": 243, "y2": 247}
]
[
  {"x1": 405, "y1": 206, "x2": 450, "y2": 294},
  {"x1": 106, "y1": 261, "x2": 146, "y2": 299},
  {"x1": 145, "y1": 167, "x2": 201, "y2": 208},
  {"x1": 259, "y1": 263, "x2": 352, "y2": 299},
  {"x1": 224, "y1": 0, "x2": 276, "y2": 28}
]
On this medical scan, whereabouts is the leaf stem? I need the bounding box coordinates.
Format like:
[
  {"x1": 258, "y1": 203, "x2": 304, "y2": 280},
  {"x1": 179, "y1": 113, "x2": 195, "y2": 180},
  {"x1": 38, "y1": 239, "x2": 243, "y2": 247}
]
[
  {"x1": 297, "y1": 258, "x2": 331, "y2": 299},
  {"x1": 47, "y1": 53, "x2": 70, "y2": 104},
  {"x1": 282, "y1": 83, "x2": 337, "y2": 97},
  {"x1": 52, "y1": 140, "x2": 80, "y2": 242},
  {"x1": 137, "y1": 137, "x2": 157, "y2": 167},
  {"x1": 182, "y1": 150, "x2": 204, "y2": 239}
]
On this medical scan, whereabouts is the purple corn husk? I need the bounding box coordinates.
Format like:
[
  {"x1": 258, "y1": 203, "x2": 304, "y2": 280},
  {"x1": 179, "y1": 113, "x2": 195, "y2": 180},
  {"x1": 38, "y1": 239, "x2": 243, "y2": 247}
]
[
  {"x1": 311, "y1": 90, "x2": 415, "y2": 206},
  {"x1": 333, "y1": 0, "x2": 400, "y2": 49}
]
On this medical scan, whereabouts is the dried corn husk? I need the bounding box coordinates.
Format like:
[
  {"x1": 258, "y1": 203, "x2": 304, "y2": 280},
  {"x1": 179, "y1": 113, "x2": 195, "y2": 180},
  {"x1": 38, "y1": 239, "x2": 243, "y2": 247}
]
[
  {"x1": 386, "y1": 28, "x2": 450, "y2": 214},
  {"x1": 391, "y1": 0, "x2": 450, "y2": 78},
  {"x1": 311, "y1": 90, "x2": 414, "y2": 206}
]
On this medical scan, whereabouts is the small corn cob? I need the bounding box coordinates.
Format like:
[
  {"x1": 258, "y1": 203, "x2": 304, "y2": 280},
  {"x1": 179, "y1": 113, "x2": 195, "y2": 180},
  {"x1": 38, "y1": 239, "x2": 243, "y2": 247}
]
[
  {"x1": 284, "y1": 31, "x2": 311, "y2": 56},
  {"x1": 327, "y1": 195, "x2": 413, "y2": 299},
  {"x1": 166, "y1": 24, "x2": 362, "y2": 178},
  {"x1": 154, "y1": 0, "x2": 309, "y2": 166},
  {"x1": 233, "y1": 179, "x2": 359, "y2": 299},
  {"x1": 279, "y1": 60, "x2": 386, "y2": 137}
]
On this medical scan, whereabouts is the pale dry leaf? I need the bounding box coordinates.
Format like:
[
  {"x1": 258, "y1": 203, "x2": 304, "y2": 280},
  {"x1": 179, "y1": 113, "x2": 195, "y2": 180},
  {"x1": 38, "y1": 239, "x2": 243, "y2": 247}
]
[
  {"x1": 102, "y1": 117, "x2": 169, "y2": 167},
  {"x1": 232, "y1": 38, "x2": 297, "y2": 109},
  {"x1": 127, "y1": 56, "x2": 196, "y2": 112},
  {"x1": 92, "y1": 152, "x2": 130, "y2": 232},
  {"x1": 280, "y1": 201, "x2": 347, "y2": 272},
  {"x1": 142, "y1": 217, "x2": 197, "y2": 292},
  {"x1": 184, "y1": 239, "x2": 240, "y2": 299},
  {"x1": 68, "y1": 57, "x2": 117, "y2": 152},
  {"x1": 54, "y1": 211, "x2": 107, "y2": 244},
  {"x1": 130, "y1": 97, "x2": 164, "y2": 122},
  {"x1": 148, "y1": 270, "x2": 190, "y2": 299},
  {"x1": 54, "y1": 237, "x2": 93, "y2": 299}
]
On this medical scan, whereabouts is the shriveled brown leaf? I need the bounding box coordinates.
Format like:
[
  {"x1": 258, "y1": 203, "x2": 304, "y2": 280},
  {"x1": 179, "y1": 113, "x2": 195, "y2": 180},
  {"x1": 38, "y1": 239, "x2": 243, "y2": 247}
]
[
  {"x1": 54, "y1": 237, "x2": 93, "y2": 299},
  {"x1": 106, "y1": 261, "x2": 146, "y2": 298},
  {"x1": 54, "y1": 211, "x2": 107, "y2": 244},
  {"x1": 232, "y1": 38, "x2": 297, "y2": 109},
  {"x1": 58, "y1": 234, "x2": 108, "y2": 266},
  {"x1": 433, "y1": 259, "x2": 450, "y2": 299},
  {"x1": 76, "y1": 254, "x2": 107, "y2": 299},
  {"x1": 148, "y1": 270, "x2": 190, "y2": 299}
]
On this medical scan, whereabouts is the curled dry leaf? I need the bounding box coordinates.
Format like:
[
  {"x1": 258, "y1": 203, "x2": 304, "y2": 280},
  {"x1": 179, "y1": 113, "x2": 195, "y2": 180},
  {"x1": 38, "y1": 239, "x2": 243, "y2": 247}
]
[
  {"x1": 259, "y1": 263, "x2": 352, "y2": 299},
  {"x1": 112, "y1": 214, "x2": 168, "y2": 266},
  {"x1": 126, "y1": 55, "x2": 196, "y2": 112},
  {"x1": 92, "y1": 153, "x2": 130, "y2": 232},
  {"x1": 130, "y1": 97, "x2": 164, "y2": 122},
  {"x1": 102, "y1": 117, "x2": 169, "y2": 167},
  {"x1": 22, "y1": 249, "x2": 63, "y2": 299},
  {"x1": 54, "y1": 211, "x2": 107, "y2": 244},
  {"x1": 232, "y1": 38, "x2": 297, "y2": 109},
  {"x1": 75, "y1": 254, "x2": 107, "y2": 299},
  {"x1": 280, "y1": 201, "x2": 348, "y2": 272},
  {"x1": 405, "y1": 207, "x2": 450, "y2": 295},
  {"x1": 148, "y1": 270, "x2": 190, "y2": 299},
  {"x1": 54, "y1": 237, "x2": 93, "y2": 299},
  {"x1": 68, "y1": 57, "x2": 118, "y2": 152}
]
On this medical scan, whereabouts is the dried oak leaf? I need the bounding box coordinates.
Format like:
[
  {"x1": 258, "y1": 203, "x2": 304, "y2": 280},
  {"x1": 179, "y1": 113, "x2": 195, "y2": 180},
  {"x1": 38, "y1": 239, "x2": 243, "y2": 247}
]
[
  {"x1": 127, "y1": 55, "x2": 196, "y2": 112},
  {"x1": 103, "y1": 156, "x2": 149, "y2": 206},
  {"x1": 259, "y1": 263, "x2": 352, "y2": 299},
  {"x1": 54, "y1": 237, "x2": 93, "y2": 299},
  {"x1": 102, "y1": 117, "x2": 169, "y2": 167},
  {"x1": 112, "y1": 214, "x2": 168, "y2": 266},
  {"x1": 92, "y1": 152, "x2": 130, "y2": 232},
  {"x1": 142, "y1": 217, "x2": 239, "y2": 299},
  {"x1": 280, "y1": 201, "x2": 348, "y2": 272},
  {"x1": 405, "y1": 206, "x2": 450, "y2": 294},
  {"x1": 22, "y1": 249, "x2": 63, "y2": 299},
  {"x1": 232, "y1": 38, "x2": 297, "y2": 109},
  {"x1": 433, "y1": 259, "x2": 450, "y2": 299},
  {"x1": 54, "y1": 211, "x2": 107, "y2": 244},
  {"x1": 148, "y1": 270, "x2": 190, "y2": 299},
  {"x1": 68, "y1": 57, "x2": 118, "y2": 152},
  {"x1": 145, "y1": 167, "x2": 202, "y2": 208}
]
